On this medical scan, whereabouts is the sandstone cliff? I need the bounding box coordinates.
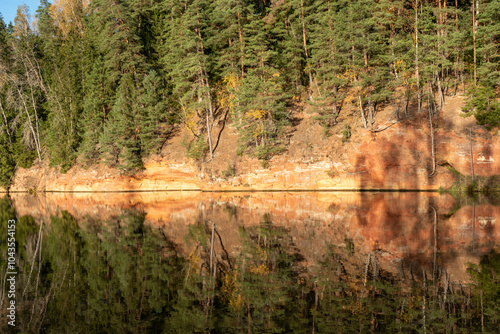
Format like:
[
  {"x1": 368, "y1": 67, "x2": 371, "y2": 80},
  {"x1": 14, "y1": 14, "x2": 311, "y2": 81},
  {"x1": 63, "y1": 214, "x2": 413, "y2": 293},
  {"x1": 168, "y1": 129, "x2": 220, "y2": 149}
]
[{"x1": 4, "y1": 95, "x2": 498, "y2": 192}]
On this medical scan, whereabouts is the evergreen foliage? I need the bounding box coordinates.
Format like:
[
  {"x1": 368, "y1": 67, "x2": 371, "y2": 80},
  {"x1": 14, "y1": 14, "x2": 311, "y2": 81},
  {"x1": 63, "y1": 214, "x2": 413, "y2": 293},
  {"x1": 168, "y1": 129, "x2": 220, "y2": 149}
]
[{"x1": 0, "y1": 134, "x2": 14, "y2": 187}]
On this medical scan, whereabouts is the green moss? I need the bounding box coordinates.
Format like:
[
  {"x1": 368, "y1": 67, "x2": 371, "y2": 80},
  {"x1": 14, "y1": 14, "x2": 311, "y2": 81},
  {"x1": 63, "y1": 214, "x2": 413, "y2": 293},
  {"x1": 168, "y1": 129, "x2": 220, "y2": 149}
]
[
  {"x1": 445, "y1": 164, "x2": 461, "y2": 177},
  {"x1": 443, "y1": 165, "x2": 500, "y2": 203}
]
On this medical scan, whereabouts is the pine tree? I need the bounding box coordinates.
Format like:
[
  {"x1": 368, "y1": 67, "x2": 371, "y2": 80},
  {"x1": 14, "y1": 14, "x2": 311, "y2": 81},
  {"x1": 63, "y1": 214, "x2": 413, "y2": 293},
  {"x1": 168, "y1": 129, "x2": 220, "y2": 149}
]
[
  {"x1": 235, "y1": 9, "x2": 289, "y2": 161},
  {"x1": 101, "y1": 73, "x2": 144, "y2": 172},
  {"x1": 39, "y1": 0, "x2": 86, "y2": 172},
  {"x1": 269, "y1": 0, "x2": 309, "y2": 94},
  {"x1": 307, "y1": 0, "x2": 350, "y2": 131},
  {"x1": 160, "y1": 0, "x2": 216, "y2": 160},
  {"x1": 138, "y1": 70, "x2": 170, "y2": 156},
  {"x1": 0, "y1": 14, "x2": 15, "y2": 186},
  {"x1": 82, "y1": 0, "x2": 149, "y2": 171},
  {"x1": 207, "y1": 0, "x2": 251, "y2": 79},
  {"x1": 8, "y1": 5, "x2": 45, "y2": 165}
]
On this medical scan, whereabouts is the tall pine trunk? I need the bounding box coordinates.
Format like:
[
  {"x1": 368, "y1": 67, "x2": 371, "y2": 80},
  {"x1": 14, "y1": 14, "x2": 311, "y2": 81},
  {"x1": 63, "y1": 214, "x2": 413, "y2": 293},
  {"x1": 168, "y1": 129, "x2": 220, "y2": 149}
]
[{"x1": 415, "y1": 0, "x2": 421, "y2": 113}]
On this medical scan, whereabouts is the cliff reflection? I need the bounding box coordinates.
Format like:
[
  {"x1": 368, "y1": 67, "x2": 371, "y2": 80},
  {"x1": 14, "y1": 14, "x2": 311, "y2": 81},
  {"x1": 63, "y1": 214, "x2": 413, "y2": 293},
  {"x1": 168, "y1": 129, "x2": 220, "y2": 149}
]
[{"x1": 0, "y1": 192, "x2": 498, "y2": 333}]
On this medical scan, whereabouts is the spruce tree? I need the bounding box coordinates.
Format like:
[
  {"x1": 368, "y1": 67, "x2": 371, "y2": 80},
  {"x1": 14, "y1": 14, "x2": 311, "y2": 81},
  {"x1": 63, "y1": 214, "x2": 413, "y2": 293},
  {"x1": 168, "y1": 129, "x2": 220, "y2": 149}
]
[
  {"x1": 79, "y1": 54, "x2": 107, "y2": 166},
  {"x1": 39, "y1": 0, "x2": 85, "y2": 172},
  {"x1": 235, "y1": 9, "x2": 289, "y2": 161},
  {"x1": 307, "y1": 0, "x2": 350, "y2": 131},
  {"x1": 138, "y1": 70, "x2": 169, "y2": 156},
  {"x1": 0, "y1": 14, "x2": 15, "y2": 186},
  {"x1": 83, "y1": 0, "x2": 150, "y2": 171},
  {"x1": 269, "y1": 0, "x2": 308, "y2": 94},
  {"x1": 101, "y1": 73, "x2": 144, "y2": 172},
  {"x1": 160, "y1": 0, "x2": 216, "y2": 160}
]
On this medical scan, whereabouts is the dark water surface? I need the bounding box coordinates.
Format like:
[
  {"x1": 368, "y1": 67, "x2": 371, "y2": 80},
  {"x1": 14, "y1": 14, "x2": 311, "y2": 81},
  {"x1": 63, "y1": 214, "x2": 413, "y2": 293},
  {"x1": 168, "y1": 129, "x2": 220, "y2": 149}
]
[{"x1": 0, "y1": 192, "x2": 499, "y2": 333}]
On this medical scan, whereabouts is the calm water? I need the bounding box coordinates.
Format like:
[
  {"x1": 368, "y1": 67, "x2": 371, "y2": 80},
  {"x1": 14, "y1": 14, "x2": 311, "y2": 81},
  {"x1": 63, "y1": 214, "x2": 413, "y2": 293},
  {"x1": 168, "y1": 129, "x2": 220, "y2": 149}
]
[{"x1": 0, "y1": 192, "x2": 499, "y2": 333}]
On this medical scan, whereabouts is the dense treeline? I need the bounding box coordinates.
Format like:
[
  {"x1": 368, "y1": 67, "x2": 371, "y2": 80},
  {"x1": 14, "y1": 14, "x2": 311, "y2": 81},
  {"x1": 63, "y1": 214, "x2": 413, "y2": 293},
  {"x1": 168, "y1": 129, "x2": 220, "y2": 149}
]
[
  {"x1": 0, "y1": 202, "x2": 499, "y2": 333},
  {"x1": 0, "y1": 0, "x2": 499, "y2": 185}
]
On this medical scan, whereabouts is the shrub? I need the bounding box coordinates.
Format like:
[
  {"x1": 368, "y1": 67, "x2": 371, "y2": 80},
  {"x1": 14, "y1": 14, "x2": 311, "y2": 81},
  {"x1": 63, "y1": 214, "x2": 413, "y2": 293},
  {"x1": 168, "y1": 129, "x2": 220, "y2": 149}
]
[
  {"x1": 182, "y1": 135, "x2": 208, "y2": 161},
  {"x1": 465, "y1": 82, "x2": 500, "y2": 128},
  {"x1": 341, "y1": 124, "x2": 351, "y2": 142},
  {"x1": 222, "y1": 163, "x2": 237, "y2": 178}
]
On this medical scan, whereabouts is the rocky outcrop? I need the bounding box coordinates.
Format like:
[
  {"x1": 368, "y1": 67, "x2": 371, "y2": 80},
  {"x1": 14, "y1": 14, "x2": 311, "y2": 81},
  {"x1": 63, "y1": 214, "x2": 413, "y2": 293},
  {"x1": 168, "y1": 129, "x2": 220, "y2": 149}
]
[
  {"x1": 7, "y1": 96, "x2": 499, "y2": 192},
  {"x1": 9, "y1": 160, "x2": 200, "y2": 192}
]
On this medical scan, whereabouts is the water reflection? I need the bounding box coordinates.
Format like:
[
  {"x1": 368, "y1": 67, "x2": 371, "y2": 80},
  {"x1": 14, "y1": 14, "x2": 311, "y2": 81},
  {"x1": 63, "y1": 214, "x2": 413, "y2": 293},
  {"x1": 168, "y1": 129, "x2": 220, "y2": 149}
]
[{"x1": 0, "y1": 192, "x2": 499, "y2": 333}]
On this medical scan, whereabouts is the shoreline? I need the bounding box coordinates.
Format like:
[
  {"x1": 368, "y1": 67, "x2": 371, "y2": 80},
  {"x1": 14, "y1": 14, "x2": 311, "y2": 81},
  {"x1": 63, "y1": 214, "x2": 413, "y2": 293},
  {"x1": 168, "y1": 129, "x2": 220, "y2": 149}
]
[{"x1": 2, "y1": 188, "x2": 441, "y2": 194}]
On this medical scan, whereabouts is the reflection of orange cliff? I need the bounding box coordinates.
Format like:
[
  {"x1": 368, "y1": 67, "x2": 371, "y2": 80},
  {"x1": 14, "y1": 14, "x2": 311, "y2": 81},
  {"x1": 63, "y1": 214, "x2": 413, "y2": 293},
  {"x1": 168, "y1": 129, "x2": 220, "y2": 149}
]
[{"x1": 10, "y1": 192, "x2": 499, "y2": 282}]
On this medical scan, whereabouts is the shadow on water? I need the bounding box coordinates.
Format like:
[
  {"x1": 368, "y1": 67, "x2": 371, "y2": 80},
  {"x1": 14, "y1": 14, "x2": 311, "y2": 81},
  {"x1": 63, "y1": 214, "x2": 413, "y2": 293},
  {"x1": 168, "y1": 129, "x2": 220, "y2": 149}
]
[{"x1": 0, "y1": 192, "x2": 498, "y2": 333}]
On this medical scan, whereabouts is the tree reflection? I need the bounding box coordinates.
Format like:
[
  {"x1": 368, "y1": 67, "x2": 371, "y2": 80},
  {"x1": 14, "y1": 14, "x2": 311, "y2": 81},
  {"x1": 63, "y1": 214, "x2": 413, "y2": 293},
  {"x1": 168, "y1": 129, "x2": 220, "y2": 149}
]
[{"x1": 0, "y1": 204, "x2": 498, "y2": 333}]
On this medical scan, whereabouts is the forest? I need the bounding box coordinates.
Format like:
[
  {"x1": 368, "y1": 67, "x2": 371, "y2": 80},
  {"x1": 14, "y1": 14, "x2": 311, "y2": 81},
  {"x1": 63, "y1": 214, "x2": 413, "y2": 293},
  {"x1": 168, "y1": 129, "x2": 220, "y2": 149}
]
[{"x1": 0, "y1": 0, "x2": 499, "y2": 186}]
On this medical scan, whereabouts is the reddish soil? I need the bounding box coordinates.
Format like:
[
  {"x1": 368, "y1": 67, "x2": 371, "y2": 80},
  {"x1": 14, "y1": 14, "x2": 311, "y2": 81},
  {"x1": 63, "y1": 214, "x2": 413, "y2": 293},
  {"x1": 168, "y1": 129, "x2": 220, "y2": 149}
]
[{"x1": 3, "y1": 94, "x2": 499, "y2": 192}]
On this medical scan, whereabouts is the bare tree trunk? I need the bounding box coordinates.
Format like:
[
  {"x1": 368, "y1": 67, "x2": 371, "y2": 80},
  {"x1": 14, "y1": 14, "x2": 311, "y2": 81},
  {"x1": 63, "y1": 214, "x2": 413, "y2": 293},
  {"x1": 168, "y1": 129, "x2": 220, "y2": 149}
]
[
  {"x1": 480, "y1": 289, "x2": 484, "y2": 333},
  {"x1": 472, "y1": 202, "x2": 476, "y2": 253},
  {"x1": 16, "y1": 88, "x2": 42, "y2": 161},
  {"x1": 196, "y1": 14, "x2": 214, "y2": 162},
  {"x1": 472, "y1": 0, "x2": 478, "y2": 86},
  {"x1": 29, "y1": 86, "x2": 41, "y2": 156},
  {"x1": 206, "y1": 107, "x2": 213, "y2": 161},
  {"x1": 428, "y1": 93, "x2": 436, "y2": 177},
  {"x1": 404, "y1": 90, "x2": 409, "y2": 118},
  {"x1": 210, "y1": 222, "x2": 215, "y2": 274},
  {"x1": 368, "y1": 100, "x2": 375, "y2": 129},
  {"x1": 333, "y1": 86, "x2": 338, "y2": 123},
  {"x1": 359, "y1": 95, "x2": 367, "y2": 129},
  {"x1": 364, "y1": 252, "x2": 371, "y2": 287},
  {"x1": 25, "y1": 51, "x2": 67, "y2": 123},
  {"x1": 470, "y1": 127, "x2": 474, "y2": 181},
  {"x1": 422, "y1": 268, "x2": 427, "y2": 334},
  {"x1": 29, "y1": 221, "x2": 43, "y2": 329},
  {"x1": 443, "y1": 272, "x2": 449, "y2": 305},
  {"x1": 300, "y1": 0, "x2": 313, "y2": 89},
  {"x1": 436, "y1": 70, "x2": 444, "y2": 110},
  {"x1": 23, "y1": 221, "x2": 44, "y2": 297},
  {"x1": 415, "y1": 0, "x2": 421, "y2": 113},
  {"x1": 0, "y1": 99, "x2": 13, "y2": 148},
  {"x1": 454, "y1": 0, "x2": 460, "y2": 94},
  {"x1": 237, "y1": 0, "x2": 244, "y2": 77},
  {"x1": 431, "y1": 205, "x2": 438, "y2": 281},
  {"x1": 247, "y1": 303, "x2": 251, "y2": 334}
]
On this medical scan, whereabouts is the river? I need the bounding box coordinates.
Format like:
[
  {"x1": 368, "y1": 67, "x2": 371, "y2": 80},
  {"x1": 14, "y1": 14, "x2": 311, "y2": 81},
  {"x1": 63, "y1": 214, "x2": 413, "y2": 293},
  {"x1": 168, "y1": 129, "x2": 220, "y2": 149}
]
[{"x1": 1, "y1": 191, "x2": 499, "y2": 333}]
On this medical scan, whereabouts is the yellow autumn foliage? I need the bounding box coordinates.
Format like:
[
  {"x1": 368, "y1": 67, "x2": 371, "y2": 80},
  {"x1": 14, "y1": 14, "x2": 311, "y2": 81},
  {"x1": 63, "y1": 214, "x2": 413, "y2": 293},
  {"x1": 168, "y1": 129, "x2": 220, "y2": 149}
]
[
  {"x1": 336, "y1": 69, "x2": 357, "y2": 82},
  {"x1": 246, "y1": 109, "x2": 268, "y2": 120},
  {"x1": 217, "y1": 74, "x2": 239, "y2": 114},
  {"x1": 184, "y1": 111, "x2": 198, "y2": 136},
  {"x1": 49, "y1": 0, "x2": 90, "y2": 38},
  {"x1": 250, "y1": 263, "x2": 269, "y2": 275},
  {"x1": 13, "y1": 5, "x2": 31, "y2": 38},
  {"x1": 221, "y1": 271, "x2": 244, "y2": 309},
  {"x1": 186, "y1": 246, "x2": 200, "y2": 274}
]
